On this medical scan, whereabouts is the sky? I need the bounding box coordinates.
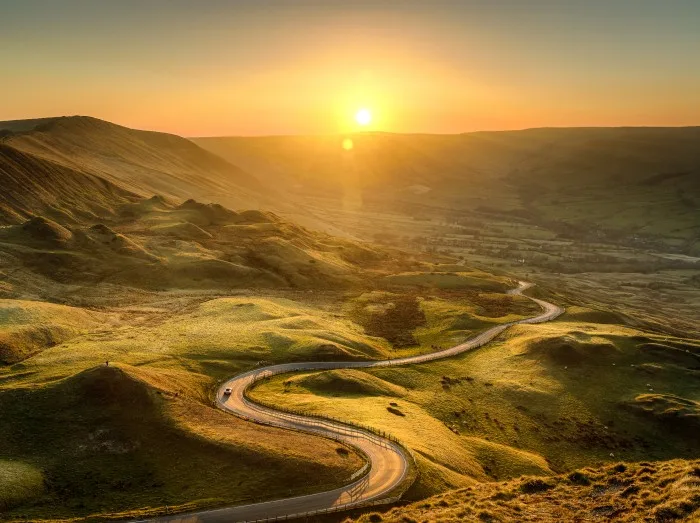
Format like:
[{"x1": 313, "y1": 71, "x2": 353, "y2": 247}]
[{"x1": 2, "y1": 0, "x2": 699, "y2": 136}]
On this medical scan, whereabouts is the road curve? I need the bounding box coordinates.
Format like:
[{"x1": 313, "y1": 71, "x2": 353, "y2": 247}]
[{"x1": 148, "y1": 282, "x2": 563, "y2": 523}]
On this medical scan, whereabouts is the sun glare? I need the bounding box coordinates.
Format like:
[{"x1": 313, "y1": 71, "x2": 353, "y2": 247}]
[{"x1": 355, "y1": 108, "x2": 372, "y2": 126}]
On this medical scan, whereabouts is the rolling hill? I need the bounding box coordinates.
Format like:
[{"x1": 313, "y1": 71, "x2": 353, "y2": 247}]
[
  {"x1": 0, "y1": 116, "x2": 272, "y2": 223},
  {"x1": 1, "y1": 116, "x2": 698, "y2": 522},
  {"x1": 195, "y1": 128, "x2": 700, "y2": 252}
]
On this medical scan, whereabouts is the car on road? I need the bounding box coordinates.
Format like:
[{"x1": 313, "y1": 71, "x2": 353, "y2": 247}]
[{"x1": 223, "y1": 387, "x2": 232, "y2": 396}]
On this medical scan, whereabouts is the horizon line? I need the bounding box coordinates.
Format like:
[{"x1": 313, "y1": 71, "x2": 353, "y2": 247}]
[{"x1": 2, "y1": 114, "x2": 700, "y2": 139}]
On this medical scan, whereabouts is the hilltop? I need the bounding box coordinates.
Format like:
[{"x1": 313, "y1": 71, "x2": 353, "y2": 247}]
[{"x1": 0, "y1": 116, "x2": 271, "y2": 223}]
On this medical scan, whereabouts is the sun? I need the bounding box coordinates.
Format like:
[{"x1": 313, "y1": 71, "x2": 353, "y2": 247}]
[{"x1": 355, "y1": 108, "x2": 372, "y2": 126}]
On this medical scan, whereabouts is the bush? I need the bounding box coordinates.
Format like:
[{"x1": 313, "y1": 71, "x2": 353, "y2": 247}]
[
  {"x1": 519, "y1": 478, "x2": 555, "y2": 494},
  {"x1": 387, "y1": 406, "x2": 405, "y2": 417},
  {"x1": 568, "y1": 471, "x2": 591, "y2": 486}
]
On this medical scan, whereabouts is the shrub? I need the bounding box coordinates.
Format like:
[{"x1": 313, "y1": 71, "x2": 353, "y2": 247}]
[
  {"x1": 520, "y1": 478, "x2": 555, "y2": 494},
  {"x1": 621, "y1": 485, "x2": 641, "y2": 498},
  {"x1": 387, "y1": 406, "x2": 405, "y2": 416},
  {"x1": 568, "y1": 471, "x2": 591, "y2": 486}
]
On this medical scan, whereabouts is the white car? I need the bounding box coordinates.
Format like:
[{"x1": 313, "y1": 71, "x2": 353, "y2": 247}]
[{"x1": 223, "y1": 387, "x2": 232, "y2": 396}]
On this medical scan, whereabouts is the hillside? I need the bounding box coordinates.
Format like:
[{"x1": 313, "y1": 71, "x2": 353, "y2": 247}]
[
  {"x1": 0, "y1": 365, "x2": 363, "y2": 520},
  {"x1": 0, "y1": 197, "x2": 405, "y2": 300},
  {"x1": 0, "y1": 116, "x2": 272, "y2": 218},
  {"x1": 1, "y1": 117, "x2": 698, "y2": 522},
  {"x1": 348, "y1": 459, "x2": 700, "y2": 523},
  {"x1": 250, "y1": 313, "x2": 700, "y2": 500},
  {"x1": 195, "y1": 128, "x2": 700, "y2": 252},
  {"x1": 0, "y1": 142, "x2": 139, "y2": 224}
]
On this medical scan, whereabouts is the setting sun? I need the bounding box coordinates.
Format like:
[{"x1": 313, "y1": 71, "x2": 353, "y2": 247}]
[{"x1": 355, "y1": 108, "x2": 372, "y2": 126}]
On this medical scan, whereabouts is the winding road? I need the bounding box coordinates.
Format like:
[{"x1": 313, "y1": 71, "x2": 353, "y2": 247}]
[{"x1": 148, "y1": 282, "x2": 563, "y2": 523}]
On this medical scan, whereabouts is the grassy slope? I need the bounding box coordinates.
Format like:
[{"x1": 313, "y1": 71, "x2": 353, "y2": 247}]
[
  {"x1": 0, "y1": 196, "x2": 425, "y2": 519},
  {"x1": 0, "y1": 249, "x2": 523, "y2": 519},
  {"x1": 2, "y1": 116, "x2": 270, "y2": 214},
  {"x1": 0, "y1": 365, "x2": 363, "y2": 521},
  {"x1": 0, "y1": 294, "x2": 391, "y2": 392},
  {"x1": 247, "y1": 289, "x2": 554, "y2": 497},
  {"x1": 0, "y1": 143, "x2": 139, "y2": 225},
  {"x1": 348, "y1": 459, "x2": 700, "y2": 523},
  {"x1": 250, "y1": 317, "x2": 700, "y2": 500},
  {"x1": 0, "y1": 299, "x2": 112, "y2": 364},
  {"x1": 0, "y1": 195, "x2": 404, "y2": 298}
]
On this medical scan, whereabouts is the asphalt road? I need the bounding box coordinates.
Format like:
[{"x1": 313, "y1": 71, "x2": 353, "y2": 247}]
[{"x1": 145, "y1": 282, "x2": 563, "y2": 523}]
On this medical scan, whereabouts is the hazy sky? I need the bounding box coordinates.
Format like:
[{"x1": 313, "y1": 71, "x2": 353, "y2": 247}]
[{"x1": 2, "y1": 0, "x2": 699, "y2": 135}]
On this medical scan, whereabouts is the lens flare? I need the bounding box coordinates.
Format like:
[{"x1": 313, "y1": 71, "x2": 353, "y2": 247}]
[{"x1": 342, "y1": 138, "x2": 354, "y2": 150}]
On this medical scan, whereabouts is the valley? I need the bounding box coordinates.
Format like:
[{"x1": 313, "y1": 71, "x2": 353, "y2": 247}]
[{"x1": 0, "y1": 117, "x2": 698, "y2": 522}]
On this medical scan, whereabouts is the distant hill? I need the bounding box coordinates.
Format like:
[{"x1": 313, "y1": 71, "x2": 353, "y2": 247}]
[
  {"x1": 195, "y1": 128, "x2": 700, "y2": 251},
  {"x1": 0, "y1": 116, "x2": 273, "y2": 221}
]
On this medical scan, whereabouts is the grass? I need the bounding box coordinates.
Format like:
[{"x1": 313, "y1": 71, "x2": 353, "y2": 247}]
[
  {"x1": 0, "y1": 299, "x2": 113, "y2": 364},
  {"x1": 0, "y1": 460, "x2": 44, "y2": 512},
  {"x1": 345, "y1": 287, "x2": 540, "y2": 359},
  {"x1": 250, "y1": 319, "x2": 700, "y2": 499},
  {"x1": 0, "y1": 365, "x2": 364, "y2": 521},
  {"x1": 0, "y1": 232, "x2": 521, "y2": 520},
  {"x1": 346, "y1": 459, "x2": 700, "y2": 523},
  {"x1": 0, "y1": 294, "x2": 393, "y2": 392}
]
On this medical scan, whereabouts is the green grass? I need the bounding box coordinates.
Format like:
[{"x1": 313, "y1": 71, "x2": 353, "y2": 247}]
[
  {"x1": 345, "y1": 287, "x2": 539, "y2": 359},
  {"x1": 251, "y1": 319, "x2": 700, "y2": 499},
  {"x1": 0, "y1": 365, "x2": 364, "y2": 521},
  {"x1": 0, "y1": 299, "x2": 112, "y2": 364},
  {"x1": 0, "y1": 295, "x2": 392, "y2": 393},
  {"x1": 0, "y1": 460, "x2": 44, "y2": 512}
]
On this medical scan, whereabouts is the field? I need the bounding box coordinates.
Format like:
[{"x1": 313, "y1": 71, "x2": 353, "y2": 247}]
[
  {"x1": 0, "y1": 184, "x2": 539, "y2": 520},
  {"x1": 0, "y1": 364, "x2": 364, "y2": 521},
  {"x1": 250, "y1": 317, "x2": 700, "y2": 500}
]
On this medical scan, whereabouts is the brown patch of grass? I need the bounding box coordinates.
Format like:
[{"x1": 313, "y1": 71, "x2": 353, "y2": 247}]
[{"x1": 350, "y1": 459, "x2": 700, "y2": 523}]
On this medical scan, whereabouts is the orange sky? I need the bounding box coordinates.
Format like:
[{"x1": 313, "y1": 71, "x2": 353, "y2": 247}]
[{"x1": 2, "y1": 1, "x2": 699, "y2": 136}]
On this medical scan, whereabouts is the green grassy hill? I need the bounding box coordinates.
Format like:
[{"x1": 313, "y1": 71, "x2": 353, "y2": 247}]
[
  {"x1": 0, "y1": 224, "x2": 529, "y2": 520},
  {"x1": 0, "y1": 365, "x2": 363, "y2": 521},
  {"x1": 250, "y1": 316, "x2": 700, "y2": 499},
  {"x1": 0, "y1": 196, "x2": 406, "y2": 296}
]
